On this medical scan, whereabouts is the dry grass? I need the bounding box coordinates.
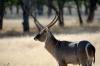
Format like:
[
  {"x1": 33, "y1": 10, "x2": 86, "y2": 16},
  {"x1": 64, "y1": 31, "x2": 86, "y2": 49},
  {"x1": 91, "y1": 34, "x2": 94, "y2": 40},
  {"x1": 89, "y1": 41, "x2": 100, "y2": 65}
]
[
  {"x1": 0, "y1": 32, "x2": 100, "y2": 66},
  {"x1": 2, "y1": 17, "x2": 100, "y2": 33}
]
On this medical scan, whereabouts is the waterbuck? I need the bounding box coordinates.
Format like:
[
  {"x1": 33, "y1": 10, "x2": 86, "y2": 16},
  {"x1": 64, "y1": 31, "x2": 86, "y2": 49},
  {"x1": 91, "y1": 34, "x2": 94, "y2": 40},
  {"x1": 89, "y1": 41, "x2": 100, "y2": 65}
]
[{"x1": 34, "y1": 15, "x2": 95, "y2": 66}]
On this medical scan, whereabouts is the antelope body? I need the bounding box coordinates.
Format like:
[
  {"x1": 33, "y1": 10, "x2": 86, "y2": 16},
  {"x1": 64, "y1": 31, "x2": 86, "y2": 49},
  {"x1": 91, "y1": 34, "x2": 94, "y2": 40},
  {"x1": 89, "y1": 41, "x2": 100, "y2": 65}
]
[{"x1": 33, "y1": 15, "x2": 95, "y2": 66}]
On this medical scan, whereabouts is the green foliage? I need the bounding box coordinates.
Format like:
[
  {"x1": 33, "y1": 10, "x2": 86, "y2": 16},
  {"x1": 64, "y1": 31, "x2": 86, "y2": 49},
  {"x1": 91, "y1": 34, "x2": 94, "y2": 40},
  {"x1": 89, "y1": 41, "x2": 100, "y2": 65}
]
[
  {"x1": 5, "y1": 0, "x2": 20, "y2": 6},
  {"x1": 97, "y1": 0, "x2": 100, "y2": 5}
]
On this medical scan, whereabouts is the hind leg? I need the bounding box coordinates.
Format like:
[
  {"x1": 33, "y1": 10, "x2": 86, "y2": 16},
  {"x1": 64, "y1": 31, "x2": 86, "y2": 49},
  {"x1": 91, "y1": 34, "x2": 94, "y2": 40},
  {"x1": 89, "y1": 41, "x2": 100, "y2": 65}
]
[
  {"x1": 81, "y1": 63, "x2": 87, "y2": 66},
  {"x1": 81, "y1": 63, "x2": 92, "y2": 66},
  {"x1": 58, "y1": 60, "x2": 67, "y2": 66},
  {"x1": 87, "y1": 63, "x2": 92, "y2": 66}
]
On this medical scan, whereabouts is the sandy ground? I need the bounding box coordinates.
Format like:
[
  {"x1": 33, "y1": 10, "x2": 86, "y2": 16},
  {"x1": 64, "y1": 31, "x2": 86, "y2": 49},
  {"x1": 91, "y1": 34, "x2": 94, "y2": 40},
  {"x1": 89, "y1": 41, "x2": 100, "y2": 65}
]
[{"x1": 0, "y1": 32, "x2": 100, "y2": 66}]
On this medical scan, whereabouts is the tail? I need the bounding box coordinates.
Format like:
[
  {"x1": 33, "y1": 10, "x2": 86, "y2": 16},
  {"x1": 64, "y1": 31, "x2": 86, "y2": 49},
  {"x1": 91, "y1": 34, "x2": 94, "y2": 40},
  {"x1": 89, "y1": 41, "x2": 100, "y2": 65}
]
[
  {"x1": 85, "y1": 43, "x2": 95, "y2": 64},
  {"x1": 92, "y1": 45, "x2": 95, "y2": 63}
]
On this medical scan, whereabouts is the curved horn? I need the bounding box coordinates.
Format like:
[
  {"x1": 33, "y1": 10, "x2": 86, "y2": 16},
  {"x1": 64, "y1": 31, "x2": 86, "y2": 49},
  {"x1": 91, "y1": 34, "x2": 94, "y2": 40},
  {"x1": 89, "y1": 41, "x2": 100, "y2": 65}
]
[
  {"x1": 34, "y1": 19, "x2": 44, "y2": 31},
  {"x1": 46, "y1": 15, "x2": 58, "y2": 28},
  {"x1": 30, "y1": 13, "x2": 44, "y2": 31},
  {"x1": 34, "y1": 21, "x2": 44, "y2": 31}
]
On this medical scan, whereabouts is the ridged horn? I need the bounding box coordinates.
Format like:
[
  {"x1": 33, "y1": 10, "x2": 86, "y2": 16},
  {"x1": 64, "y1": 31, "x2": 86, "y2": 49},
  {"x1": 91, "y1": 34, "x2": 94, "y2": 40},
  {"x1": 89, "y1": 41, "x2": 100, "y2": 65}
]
[{"x1": 46, "y1": 15, "x2": 58, "y2": 28}]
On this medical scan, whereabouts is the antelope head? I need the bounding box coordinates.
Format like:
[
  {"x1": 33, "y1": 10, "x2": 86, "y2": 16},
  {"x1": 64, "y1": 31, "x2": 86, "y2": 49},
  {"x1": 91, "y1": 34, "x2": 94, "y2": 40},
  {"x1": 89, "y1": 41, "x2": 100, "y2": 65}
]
[{"x1": 34, "y1": 15, "x2": 58, "y2": 42}]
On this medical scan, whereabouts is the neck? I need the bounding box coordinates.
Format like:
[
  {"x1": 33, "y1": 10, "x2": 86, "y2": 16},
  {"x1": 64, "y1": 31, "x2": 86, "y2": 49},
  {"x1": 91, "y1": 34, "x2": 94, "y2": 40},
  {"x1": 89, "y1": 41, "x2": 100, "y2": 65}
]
[
  {"x1": 45, "y1": 31, "x2": 57, "y2": 44},
  {"x1": 45, "y1": 31, "x2": 58, "y2": 54}
]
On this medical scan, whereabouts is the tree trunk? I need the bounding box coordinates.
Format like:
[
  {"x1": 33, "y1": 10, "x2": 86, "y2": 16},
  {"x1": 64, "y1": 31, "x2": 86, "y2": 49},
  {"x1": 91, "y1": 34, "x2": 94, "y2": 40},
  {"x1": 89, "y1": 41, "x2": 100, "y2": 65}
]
[
  {"x1": 21, "y1": 2, "x2": 30, "y2": 32},
  {"x1": 47, "y1": 7, "x2": 52, "y2": 17},
  {"x1": 58, "y1": 6, "x2": 64, "y2": 27},
  {"x1": 84, "y1": 0, "x2": 88, "y2": 15},
  {"x1": 37, "y1": 4, "x2": 43, "y2": 16},
  {"x1": 47, "y1": 0, "x2": 53, "y2": 17},
  {"x1": 87, "y1": 0, "x2": 97, "y2": 23},
  {"x1": 67, "y1": 5, "x2": 72, "y2": 15},
  {"x1": 22, "y1": 9, "x2": 29, "y2": 32},
  {"x1": 36, "y1": 0, "x2": 43, "y2": 16},
  {"x1": 0, "y1": 0, "x2": 5, "y2": 30},
  {"x1": 16, "y1": 6, "x2": 19, "y2": 14},
  {"x1": 0, "y1": 11, "x2": 4, "y2": 30},
  {"x1": 74, "y1": 0, "x2": 83, "y2": 25}
]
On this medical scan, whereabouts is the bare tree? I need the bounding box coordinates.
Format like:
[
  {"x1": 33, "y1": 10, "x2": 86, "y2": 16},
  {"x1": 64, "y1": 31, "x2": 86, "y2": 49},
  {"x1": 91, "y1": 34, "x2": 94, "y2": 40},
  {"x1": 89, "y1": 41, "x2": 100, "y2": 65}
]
[
  {"x1": 0, "y1": 0, "x2": 5, "y2": 30},
  {"x1": 74, "y1": 0, "x2": 83, "y2": 25},
  {"x1": 84, "y1": 0, "x2": 88, "y2": 15},
  {"x1": 67, "y1": 2, "x2": 72, "y2": 15},
  {"x1": 20, "y1": 0, "x2": 37, "y2": 32},
  {"x1": 47, "y1": 0, "x2": 53, "y2": 17},
  {"x1": 57, "y1": 1, "x2": 64, "y2": 27},
  {"x1": 87, "y1": 0, "x2": 97, "y2": 23}
]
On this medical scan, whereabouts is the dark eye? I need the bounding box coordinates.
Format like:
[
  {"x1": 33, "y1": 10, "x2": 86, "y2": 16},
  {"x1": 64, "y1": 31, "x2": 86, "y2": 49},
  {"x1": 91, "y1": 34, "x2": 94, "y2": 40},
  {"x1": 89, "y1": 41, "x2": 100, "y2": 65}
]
[{"x1": 36, "y1": 34, "x2": 40, "y2": 37}]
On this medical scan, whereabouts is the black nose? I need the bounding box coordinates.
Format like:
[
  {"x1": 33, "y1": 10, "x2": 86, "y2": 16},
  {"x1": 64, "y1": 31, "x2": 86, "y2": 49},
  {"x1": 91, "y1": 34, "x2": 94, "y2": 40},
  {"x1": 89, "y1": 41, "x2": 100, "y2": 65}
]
[{"x1": 34, "y1": 37, "x2": 37, "y2": 40}]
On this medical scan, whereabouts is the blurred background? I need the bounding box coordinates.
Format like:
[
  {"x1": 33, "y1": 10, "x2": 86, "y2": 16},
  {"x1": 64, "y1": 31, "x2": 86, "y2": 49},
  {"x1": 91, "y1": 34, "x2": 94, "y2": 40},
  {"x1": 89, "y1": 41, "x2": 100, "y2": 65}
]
[
  {"x1": 0, "y1": 0, "x2": 100, "y2": 35},
  {"x1": 0, "y1": 0, "x2": 100, "y2": 66}
]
